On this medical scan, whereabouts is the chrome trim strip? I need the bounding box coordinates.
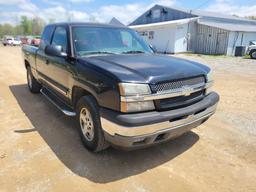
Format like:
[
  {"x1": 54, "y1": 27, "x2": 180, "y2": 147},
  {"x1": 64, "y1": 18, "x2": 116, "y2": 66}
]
[
  {"x1": 39, "y1": 75, "x2": 67, "y2": 96},
  {"x1": 101, "y1": 104, "x2": 217, "y2": 137},
  {"x1": 121, "y1": 81, "x2": 214, "y2": 102}
]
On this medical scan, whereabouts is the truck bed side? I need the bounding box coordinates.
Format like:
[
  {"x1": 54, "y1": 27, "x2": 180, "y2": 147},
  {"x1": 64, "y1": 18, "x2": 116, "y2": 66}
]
[{"x1": 22, "y1": 45, "x2": 38, "y2": 70}]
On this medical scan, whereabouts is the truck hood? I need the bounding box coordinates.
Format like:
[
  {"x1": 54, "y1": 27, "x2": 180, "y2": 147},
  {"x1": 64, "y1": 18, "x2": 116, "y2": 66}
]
[{"x1": 78, "y1": 54, "x2": 210, "y2": 84}]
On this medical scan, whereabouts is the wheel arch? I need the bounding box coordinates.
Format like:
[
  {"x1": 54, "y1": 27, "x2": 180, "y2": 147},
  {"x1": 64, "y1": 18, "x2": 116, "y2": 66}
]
[
  {"x1": 24, "y1": 59, "x2": 30, "y2": 69},
  {"x1": 71, "y1": 86, "x2": 98, "y2": 109},
  {"x1": 249, "y1": 49, "x2": 256, "y2": 55}
]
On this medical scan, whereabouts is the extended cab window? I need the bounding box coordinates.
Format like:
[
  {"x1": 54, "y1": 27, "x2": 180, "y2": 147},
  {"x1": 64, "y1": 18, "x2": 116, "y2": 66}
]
[
  {"x1": 39, "y1": 25, "x2": 54, "y2": 50},
  {"x1": 51, "y1": 27, "x2": 67, "y2": 53}
]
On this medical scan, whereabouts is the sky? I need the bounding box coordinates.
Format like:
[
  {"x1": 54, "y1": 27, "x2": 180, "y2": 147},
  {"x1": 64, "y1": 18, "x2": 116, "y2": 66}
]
[{"x1": 0, "y1": 0, "x2": 256, "y2": 25}]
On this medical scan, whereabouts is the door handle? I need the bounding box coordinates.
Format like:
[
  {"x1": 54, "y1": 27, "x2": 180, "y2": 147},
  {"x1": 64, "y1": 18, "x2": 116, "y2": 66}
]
[{"x1": 45, "y1": 60, "x2": 49, "y2": 65}]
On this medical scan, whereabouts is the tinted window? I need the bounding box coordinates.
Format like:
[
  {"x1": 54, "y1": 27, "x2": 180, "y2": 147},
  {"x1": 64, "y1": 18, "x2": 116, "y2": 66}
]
[
  {"x1": 51, "y1": 27, "x2": 67, "y2": 53},
  {"x1": 39, "y1": 25, "x2": 54, "y2": 50}
]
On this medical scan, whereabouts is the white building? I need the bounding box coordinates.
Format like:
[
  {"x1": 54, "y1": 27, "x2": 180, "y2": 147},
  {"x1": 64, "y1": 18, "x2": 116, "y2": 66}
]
[{"x1": 129, "y1": 5, "x2": 256, "y2": 56}]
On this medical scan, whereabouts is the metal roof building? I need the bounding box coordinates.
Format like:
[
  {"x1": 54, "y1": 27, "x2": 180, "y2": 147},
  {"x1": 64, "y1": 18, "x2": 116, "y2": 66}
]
[{"x1": 129, "y1": 5, "x2": 256, "y2": 55}]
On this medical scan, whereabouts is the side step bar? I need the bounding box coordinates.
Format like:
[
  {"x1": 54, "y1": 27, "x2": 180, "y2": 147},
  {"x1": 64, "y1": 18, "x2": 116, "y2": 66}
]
[{"x1": 40, "y1": 88, "x2": 76, "y2": 116}]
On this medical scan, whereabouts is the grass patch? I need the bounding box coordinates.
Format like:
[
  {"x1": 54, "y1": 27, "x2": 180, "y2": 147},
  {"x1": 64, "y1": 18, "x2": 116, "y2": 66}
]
[
  {"x1": 178, "y1": 53, "x2": 230, "y2": 58},
  {"x1": 178, "y1": 53, "x2": 253, "y2": 60},
  {"x1": 243, "y1": 54, "x2": 251, "y2": 59}
]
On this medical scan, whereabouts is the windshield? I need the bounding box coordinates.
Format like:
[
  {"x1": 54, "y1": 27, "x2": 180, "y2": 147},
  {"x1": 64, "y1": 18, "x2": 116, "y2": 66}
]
[{"x1": 72, "y1": 26, "x2": 153, "y2": 56}]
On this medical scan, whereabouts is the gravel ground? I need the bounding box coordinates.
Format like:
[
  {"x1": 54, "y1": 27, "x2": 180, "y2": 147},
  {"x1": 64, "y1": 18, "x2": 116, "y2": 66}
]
[
  {"x1": 175, "y1": 54, "x2": 256, "y2": 136},
  {"x1": 0, "y1": 46, "x2": 256, "y2": 192}
]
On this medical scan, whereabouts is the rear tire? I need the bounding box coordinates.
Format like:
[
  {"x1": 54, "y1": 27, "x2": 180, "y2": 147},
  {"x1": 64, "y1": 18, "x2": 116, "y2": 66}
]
[
  {"x1": 27, "y1": 67, "x2": 41, "y2": 93},
  {"x1": 250, "y1": 50, "x2": 256, "y2": 59},
  {"x1": 76, "y1": 96, "x2": 109, "y2": 152}
]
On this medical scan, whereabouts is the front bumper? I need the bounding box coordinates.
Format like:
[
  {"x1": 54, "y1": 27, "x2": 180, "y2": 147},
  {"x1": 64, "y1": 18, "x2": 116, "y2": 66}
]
[{"x1": 100, "y1": 92, "x2": 219, "y2": 148}]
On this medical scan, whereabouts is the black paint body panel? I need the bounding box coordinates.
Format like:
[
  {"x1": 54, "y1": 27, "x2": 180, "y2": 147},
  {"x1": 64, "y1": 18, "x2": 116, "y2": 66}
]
[{"x1": 22, "y1": 22, "x2": 211, "y2": 112}]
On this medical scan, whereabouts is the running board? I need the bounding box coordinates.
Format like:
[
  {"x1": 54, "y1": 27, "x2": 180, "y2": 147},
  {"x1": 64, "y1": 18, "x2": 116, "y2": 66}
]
[{"x1": 40, "y1": 88, "x2": 76, "y2": 116}]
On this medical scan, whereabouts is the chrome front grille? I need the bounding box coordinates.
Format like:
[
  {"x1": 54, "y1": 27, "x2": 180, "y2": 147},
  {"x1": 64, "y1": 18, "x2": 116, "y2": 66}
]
[
  {"x1": 151, "y1": 76, "x2": 207, "y2": 111},
  {"x1": 150, "y1": 76, "x2": 205, "y2": 93}
]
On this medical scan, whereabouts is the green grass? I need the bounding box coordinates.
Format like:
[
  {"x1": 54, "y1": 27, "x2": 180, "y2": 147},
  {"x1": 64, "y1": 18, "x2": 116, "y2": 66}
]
[
  {"x1": 179, "y1": 53, "x2": 251, "y2": 59},
  {"x1": 243, "y1": 54, "x2": 251, "y2": 59},
  {"x1": 179, "y1": 53, "x2": 229, "y2": 58}
]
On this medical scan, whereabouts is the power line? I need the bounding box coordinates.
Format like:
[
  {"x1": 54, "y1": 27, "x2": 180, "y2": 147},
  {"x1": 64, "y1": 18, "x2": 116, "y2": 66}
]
[{"x1": 193, "y1": 0, "x2": 213, "y2": 11}]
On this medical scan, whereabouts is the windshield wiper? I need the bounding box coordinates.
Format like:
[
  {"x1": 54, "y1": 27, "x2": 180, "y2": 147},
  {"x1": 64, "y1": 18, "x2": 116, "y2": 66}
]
[
  {"x1": 80, "y1": 51, "x2": 115, "y2": 56},
  {"x1": 122, "y1": 50, "x2": 145, "y2": 54}
]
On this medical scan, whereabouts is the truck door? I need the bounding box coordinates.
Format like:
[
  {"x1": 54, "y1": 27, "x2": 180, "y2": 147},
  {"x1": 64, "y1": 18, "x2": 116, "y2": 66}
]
[
  {"x1": 36, "y1": 25, "x2": 54, "y2": 86},
  {"x1": 45, "y1": 26, "x2": 71, "y2": 97},
  {"x1": 37, "y1": 26, "x2": 72, "y2": 99}
]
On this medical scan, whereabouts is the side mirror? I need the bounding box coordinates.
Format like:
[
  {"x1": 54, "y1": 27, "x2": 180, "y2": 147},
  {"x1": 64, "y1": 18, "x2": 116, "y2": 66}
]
[
  {"x1": 149, "y1": 44, "x2": 156, "y2": 53},
  {"x1": 45, "y1": 45, "x2": 67, "y2": 57}
]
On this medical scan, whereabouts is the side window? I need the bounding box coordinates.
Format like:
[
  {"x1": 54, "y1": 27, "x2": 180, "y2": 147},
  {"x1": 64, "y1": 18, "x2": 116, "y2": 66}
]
[
  {"x1": 39, "y1": 25, "x2": 54, "y2": 50},
  {"x1": 51, "y1": 27, "x2": 67, "y2": 53}
]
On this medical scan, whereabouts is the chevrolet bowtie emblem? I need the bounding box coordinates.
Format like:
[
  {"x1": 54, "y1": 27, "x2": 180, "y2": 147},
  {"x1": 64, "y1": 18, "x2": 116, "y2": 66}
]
[{"x1": 182, "y1": 85, "x2": 193, "y2": 96}]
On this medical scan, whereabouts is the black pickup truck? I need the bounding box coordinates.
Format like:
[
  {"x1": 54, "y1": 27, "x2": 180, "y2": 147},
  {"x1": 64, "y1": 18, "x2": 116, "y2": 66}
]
[{"x1": 22, "y1": 22, "x2": 219, "y2": 152}]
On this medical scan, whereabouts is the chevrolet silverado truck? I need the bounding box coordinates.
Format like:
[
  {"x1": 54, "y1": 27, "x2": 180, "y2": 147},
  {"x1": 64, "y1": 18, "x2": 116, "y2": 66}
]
[{"x1": 22, "y1": 22, "x2": 219, "y2": 152}]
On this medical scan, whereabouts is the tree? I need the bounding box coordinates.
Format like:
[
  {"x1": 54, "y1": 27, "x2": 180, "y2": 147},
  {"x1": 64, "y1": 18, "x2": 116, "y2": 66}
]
[
  {"x1": 14, "y1": 25, "x2": 24, "y2": 36},
  {"x1": 0, "y1": 25, "x2": 2, "y2": 37},
  {"x1": 1, "y1": 24, "x2": 15, "y2": 36},
  {"x1": 0, "y1": 15, "x2": 47, "y2": 38},
  {"x1": 32, "y1": 17, "x2": 45, "y2": 35},
  {"x1": 246, "y1": 16, "x2": 256, "y2": 20},
  {"x1": 20, "y1": 16, "x2": 32, "y2": 35}
]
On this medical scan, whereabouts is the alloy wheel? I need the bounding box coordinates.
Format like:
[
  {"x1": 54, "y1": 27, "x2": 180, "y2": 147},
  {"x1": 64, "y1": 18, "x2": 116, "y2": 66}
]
[{"x1": 79, "y1": 108, "x2": 95, "y2": 141}]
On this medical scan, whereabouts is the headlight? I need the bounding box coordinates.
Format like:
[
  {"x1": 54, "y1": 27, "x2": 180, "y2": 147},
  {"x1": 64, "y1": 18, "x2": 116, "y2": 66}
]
[
  {"x1": 119, "y1": 83, "x2": 155, "y2": 112},
  {"x1": 119, "y1": 83, "x2": 151, "y2": 96},
  {"x1": 206, "y1": 71, "x2": 214, "y2": 95}
]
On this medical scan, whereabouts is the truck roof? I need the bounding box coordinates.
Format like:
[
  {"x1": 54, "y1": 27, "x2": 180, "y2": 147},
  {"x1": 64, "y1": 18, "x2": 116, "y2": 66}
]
[{"x1": 46, "y1": 22, "x2": 128, "y2": 29}]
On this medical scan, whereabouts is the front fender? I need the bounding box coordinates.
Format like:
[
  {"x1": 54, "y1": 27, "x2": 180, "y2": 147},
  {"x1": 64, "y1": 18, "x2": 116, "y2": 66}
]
[{"x1": 71, "y1": 64, "x2": 120, "y2": 111}]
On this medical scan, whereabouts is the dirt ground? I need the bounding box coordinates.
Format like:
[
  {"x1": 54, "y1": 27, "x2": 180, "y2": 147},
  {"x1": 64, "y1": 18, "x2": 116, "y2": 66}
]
[{"x1": 0, "y1": 46, "x2": 256, "y2": 192}]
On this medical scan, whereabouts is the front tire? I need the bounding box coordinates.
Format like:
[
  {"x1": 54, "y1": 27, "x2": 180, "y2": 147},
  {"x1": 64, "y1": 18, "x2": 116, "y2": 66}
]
[
  {"x1": 76, "y1": 96, "x2": 109, "y2": 152},
  {"x1": 27, "y1": 67, "x2": 41, "y2": 93},
  {"x1": 250, "y1": 50, "x2": 256, "y2": 59}
]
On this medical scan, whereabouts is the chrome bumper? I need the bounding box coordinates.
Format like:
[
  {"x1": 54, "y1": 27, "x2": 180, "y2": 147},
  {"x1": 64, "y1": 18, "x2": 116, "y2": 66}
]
[{"x1": 101, "y1": 104, "x2": 217, "y2": 138}]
